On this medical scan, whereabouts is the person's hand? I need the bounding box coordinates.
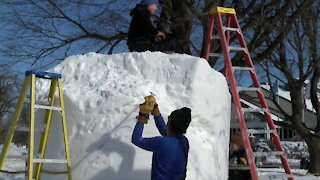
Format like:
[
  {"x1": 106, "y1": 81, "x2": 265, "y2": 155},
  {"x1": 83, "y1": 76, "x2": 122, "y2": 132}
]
[
  {"x1": 151, "y1": 104, "x2": 160, "y2": 116},
  {"x1": 155, "y1": 31, "x2": 165, "y2": 42},
  {"x1": 137, "y1": 106, "x2": 149, "y2": 124},
  {"x1": 137, "y1": 95, "x2": 157, "y2": 124}
]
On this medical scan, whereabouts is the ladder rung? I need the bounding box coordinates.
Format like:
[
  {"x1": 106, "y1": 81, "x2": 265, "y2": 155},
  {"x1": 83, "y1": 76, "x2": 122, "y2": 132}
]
[
  {"x1": 34, "y1": 104, "x2": 62, "y2": 111},
  {"x1": 16, "y1": 126, "x2": 45, "y2": 132},
  {"x1": 25, "y1": 98, "x2": 51, "y2": 106},
  {"x1": 259, "y1": 173, "x2": 293, "y2": 179},
  {"x1": 16, "y1": 126, "x2": 31, "y2": 132},
  {"x1": 7, "y1": 155, "x2": 28, "y2": 161},
  {"x1": 242, "y1": 108, "x2": 267, "y2": 113},
  {"x1": 223, "y1": 27, "x2": 240, "y2": 32},
  {"x1": 33, "y1": 158, "x2": 67, "y2": 164},
  {"x1": 232, "y1": 66, "x2": 254, "y2": 71},
  {"x1": 238, "y1": 87, "x2": 260, "y2": 92},
  {"x1": 211, "y1": 35, "x2": 220, "y2": 40},
  {"x1": 16, "y1": 126, "x2": 29, "y2": 132},
  {"x1": 209, "y1": 53, "x2": 223, "y2": 57},
  {"x1": 5, "y1": 158, "x2": 26, "y2": 162},
  {"x1": 247, "y1": 129, "x2": 276, "y2": 134},
  {"x1": 254, "y1": 151, "x2": 284, "y2": 157},
  {"x1": 229, "y1": 46, "x2": 247, "y2": 52}
]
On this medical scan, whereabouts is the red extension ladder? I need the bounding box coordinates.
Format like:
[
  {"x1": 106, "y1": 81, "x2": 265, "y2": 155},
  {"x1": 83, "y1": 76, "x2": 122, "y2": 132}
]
[{"x1": 203, "y1": 7, "x2": 294, "y2": 180}]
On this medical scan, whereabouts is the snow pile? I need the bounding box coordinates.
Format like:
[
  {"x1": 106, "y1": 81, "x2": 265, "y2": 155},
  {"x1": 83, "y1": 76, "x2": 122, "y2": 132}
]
[{"x1": 34, "y1": 52, "x2": 231, "y2": 180}]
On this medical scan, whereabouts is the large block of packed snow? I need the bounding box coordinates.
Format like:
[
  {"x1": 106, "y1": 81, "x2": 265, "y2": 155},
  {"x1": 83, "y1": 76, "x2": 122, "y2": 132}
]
[{"x1": 35, "y1": 52, "x2": 231, "y2": 180}]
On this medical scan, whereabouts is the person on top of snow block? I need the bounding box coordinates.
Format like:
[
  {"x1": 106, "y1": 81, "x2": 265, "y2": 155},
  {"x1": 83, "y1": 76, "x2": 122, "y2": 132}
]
[
  {"x1": 127, "y1": 0, "x2": 178, "y2": 53},
  {"x1": 229, "y1": 132, "x2": 251, "y2": 180},
  {"x1": 132, "y1": 95, "x2": 191, "y2": 180}
]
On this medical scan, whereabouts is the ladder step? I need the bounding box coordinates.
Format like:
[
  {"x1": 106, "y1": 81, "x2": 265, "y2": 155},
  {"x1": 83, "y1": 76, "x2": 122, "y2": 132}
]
[
  {"x1": 247, "y1": 129, "x2": 276, "y2": 134},
  {"x1": 259, "y1": 173, "x2": 293, "y2": 180},
  {"x1": 232, "y1": 66, "x2": 254, "y2": 71},
  {"x1": 209, "y1": 53, "x2": 223, "y2": 57},
  {"x1": 7, "y1": 155, "x2": 28, "y2": 161},
  {"x1": 242, "y1": 108, "x2": 267, "y2": 113},
  {"x1": 223, "y1": 27, "x2": 240, "y2": 32},
  {"x1": 254, "y1": 151, "x2": 284, "y2": 157},
  {"x1": 33, "y1": 158, "x2": 67, "y2": 164},
  {"x1": 16, "y1": 125, "x2": 45, "y2": 132},
  {"x1": 16, "y1": 126, "x2": 30, "y2": 132},
  {"x1": 211, "y1": 35, "x2": 220, "y2": 40},
  {"x1": 238, "y1": 87, "x2": 260, "y2": 92},
  {"x1": 25, "y1": 98, "x2": 51, "y2": 106},
  {"x1": 229, "y1": 46, "x2": 247, "y2": 52},
  {"x1": 34, "y1": 104, "x2": 62, "y2": 111}
]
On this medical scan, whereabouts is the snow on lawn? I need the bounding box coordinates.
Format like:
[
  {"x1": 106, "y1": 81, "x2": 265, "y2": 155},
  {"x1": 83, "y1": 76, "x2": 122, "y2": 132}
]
[
  {"x1": 0, "y1": 144, "x2": 319, "y2": 180},
  {"x1": 263, "y1": 141, "x2": 309, "y2": 167},
  {"x1": 258, "y1": 168, "x2": 320, "y2": 180},
  {"x1": 0, "y1": 144, "x2": 26, "y2": 180},
  {"x1": 295, "y1": 175, "x2": 320, "y2": 180},
  {"x1": 32, "y1": 52, "x2": 231, "y2": 180}
]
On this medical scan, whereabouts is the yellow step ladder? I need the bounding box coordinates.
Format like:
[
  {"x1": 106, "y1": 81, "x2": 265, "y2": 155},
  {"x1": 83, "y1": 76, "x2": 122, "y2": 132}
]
[{"x1": 0, "y1": 70, "x2": 72, "y2": 180}]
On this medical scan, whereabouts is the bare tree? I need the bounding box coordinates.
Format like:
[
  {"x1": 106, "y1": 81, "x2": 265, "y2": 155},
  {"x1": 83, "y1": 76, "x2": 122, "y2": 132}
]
[
  {"x1": 263, "y1": 1, "x2": 320, "y2": 174},
  {"x1": 0, "y1": 73, "x2": 18, "y2": 118},
  {"x1": 0, "y1": 0, "x2": 131, "y2": 67},
  {"x1": 0, "y1": 70, "x2": 19, "y2": 142}
]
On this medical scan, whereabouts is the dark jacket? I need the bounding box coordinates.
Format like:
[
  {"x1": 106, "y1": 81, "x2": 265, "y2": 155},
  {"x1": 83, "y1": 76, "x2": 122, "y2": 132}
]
[
  {"x1": 127, "y1": 4, "x2": 159, "y2": 51},
  {"x1": 229, "y1": 149, "x2": 251, "y2": 180},
  {"x1": 132, "y1": 115, "x2": 189, "y2": 180}
]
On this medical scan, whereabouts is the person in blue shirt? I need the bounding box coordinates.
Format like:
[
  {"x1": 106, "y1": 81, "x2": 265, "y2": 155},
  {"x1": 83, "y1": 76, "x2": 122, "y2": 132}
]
[{"x1": 132, "y1": 95, "x2": 191, "y2": 180}]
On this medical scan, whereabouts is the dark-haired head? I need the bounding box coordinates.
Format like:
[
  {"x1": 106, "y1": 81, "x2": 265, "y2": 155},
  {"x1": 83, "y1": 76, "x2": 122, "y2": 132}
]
[{"x1": 167, "y1": 107, "x2": 192, "y2": 135}]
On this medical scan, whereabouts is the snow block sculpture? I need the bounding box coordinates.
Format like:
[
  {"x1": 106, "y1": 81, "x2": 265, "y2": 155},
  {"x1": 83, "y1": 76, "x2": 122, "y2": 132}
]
[{"x1": 36, "y1": 52, "x2": 231, "y2": 180}]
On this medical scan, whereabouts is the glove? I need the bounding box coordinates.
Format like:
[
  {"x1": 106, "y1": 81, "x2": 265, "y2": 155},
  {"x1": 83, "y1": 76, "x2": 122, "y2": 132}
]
[
  {"x1": 151, "y1": 104, "x2": 160, "y2": 116},
  {"x1": 155, "y1": 31, "x2": 165, "y2": 42},
  {"x1": 137, "y1": 95, "x2": 157, "y2": 124},
  {"x1": 137, "y1": 111, "x2": 149, "y2": 124},
  {"x1": 140, "y1": 95, "x2": 156, "y2": 114}
]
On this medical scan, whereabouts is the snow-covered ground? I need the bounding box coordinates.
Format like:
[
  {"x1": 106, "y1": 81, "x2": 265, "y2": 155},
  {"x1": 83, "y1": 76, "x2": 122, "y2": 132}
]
[
  {"x1": 296, "y1": 176, "x2": 320, "y2": 180},
  {"x1": 0, "y1": 144, "x2": 26, "y2": 180},
  {"x1": 253, "y1": 140, "x2": 309, "y2": 168},
  {"x1": 1, "y1": 143, "x2": 319, "y2": 179}
]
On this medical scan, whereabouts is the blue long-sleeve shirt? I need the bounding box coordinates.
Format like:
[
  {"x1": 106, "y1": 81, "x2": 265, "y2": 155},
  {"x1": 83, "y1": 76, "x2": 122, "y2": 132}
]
[{"x1": 132, "y1": 115, "x2": 189, "y2": 180}]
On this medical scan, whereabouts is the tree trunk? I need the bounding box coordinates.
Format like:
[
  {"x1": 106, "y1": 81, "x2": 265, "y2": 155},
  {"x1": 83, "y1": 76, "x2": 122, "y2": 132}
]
[
  {"x1": 305, "y1": 136, "x2": 320, "y2": 175},
  {"x1": 288, "y1": 84, "x2": 320, "y2": 174}
]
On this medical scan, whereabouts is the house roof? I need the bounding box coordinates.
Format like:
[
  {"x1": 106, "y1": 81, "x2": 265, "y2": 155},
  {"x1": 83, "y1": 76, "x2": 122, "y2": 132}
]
[{"x1": 260, "y1": 84, "x2": 315, "y2": 113}]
